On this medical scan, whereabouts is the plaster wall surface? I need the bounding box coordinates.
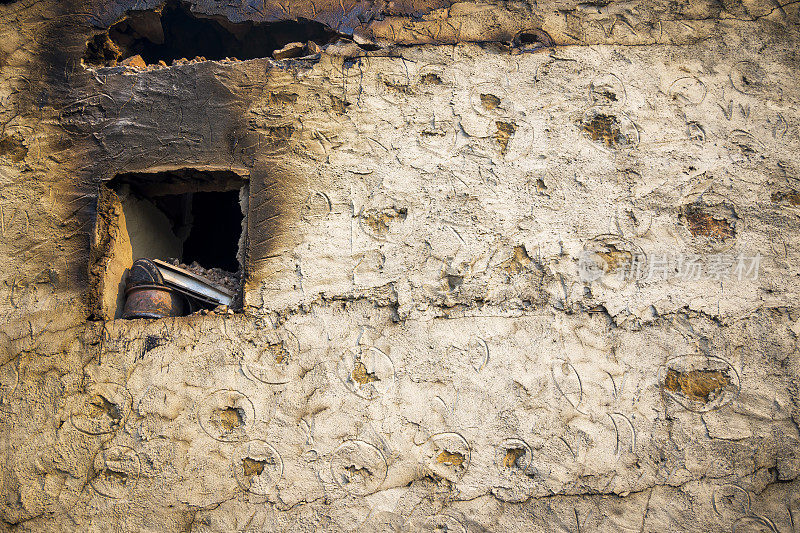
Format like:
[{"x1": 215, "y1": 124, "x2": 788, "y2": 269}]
[{"x1": 0, "y1": 0, "x2": 799, "y2": 531}]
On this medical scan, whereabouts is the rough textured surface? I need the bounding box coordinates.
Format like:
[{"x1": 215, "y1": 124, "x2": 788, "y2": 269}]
[{"x1": 1, "y1": 0, "x2": 800, "y2": 531}]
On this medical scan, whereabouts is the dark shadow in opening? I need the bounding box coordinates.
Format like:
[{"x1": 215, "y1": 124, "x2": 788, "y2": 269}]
[
  {"x1": 85, "y1": 0, "x2": 338, "y2": 66},
  {"x1": 183, "y1": 190, "x2": 241, "y2": 272}
]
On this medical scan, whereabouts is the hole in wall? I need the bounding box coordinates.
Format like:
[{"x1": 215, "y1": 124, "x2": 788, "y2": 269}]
[
  {"x1": 84, "y1": 0, "x2": 339, "y2": 67},
  {"x1": 92, "y1": 168, "x2": 248, "y2": 320}
]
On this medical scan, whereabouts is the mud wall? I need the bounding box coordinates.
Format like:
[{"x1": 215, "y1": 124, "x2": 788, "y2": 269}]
[{"x1": 0, "y1": 0, "x2": 799, "y2": 530}]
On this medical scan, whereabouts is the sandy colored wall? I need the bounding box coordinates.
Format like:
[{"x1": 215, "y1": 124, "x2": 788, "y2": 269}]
[{"x1": 0, "y1": 0, "x2": 799, "y2": 531}]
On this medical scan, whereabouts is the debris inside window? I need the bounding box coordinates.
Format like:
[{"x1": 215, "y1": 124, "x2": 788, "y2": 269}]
[
  {"x1": 90, "y1": 168, "x2": 248, "y2": 320},
  {"x1": 120, "y1": 258, "x2": 236, "y2": 319}
]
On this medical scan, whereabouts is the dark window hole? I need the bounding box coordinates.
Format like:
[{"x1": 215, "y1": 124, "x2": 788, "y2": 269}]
[
  {"x1": 97, "y1": 168, "x2": 248, "y2": 319},
  {"x1": 84, "y1": 0, "x2": 340, "y2": 67}
]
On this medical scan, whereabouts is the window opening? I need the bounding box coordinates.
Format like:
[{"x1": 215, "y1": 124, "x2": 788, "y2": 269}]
[{"x1": 91, "y1": 168, "x2": 248, "y2": 320}]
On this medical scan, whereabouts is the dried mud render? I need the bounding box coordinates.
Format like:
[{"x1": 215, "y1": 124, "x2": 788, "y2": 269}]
[{"x1": 1, "y1": 0, "x2": 800, "y2": 531}]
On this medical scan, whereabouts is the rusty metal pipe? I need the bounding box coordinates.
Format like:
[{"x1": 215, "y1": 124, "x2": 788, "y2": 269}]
[{"x1": 121, "y1": 284, "x2": 186, "y2": 319}]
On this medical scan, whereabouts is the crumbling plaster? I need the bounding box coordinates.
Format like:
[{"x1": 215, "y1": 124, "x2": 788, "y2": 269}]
[{"x1": 0, "y1": 0, "x2": 799, "y2": 531}]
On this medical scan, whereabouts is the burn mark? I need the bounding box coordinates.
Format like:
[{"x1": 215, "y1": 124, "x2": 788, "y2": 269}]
[
  {"x1": 247, "y1": 169, "x2": 290, "y2": 274},
  {"x1": 663, "y1": 368, "x2": 731, "y2": 402},
  {"x1": 84, "y1": 1, "x2": 339, "y2": 67}
]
